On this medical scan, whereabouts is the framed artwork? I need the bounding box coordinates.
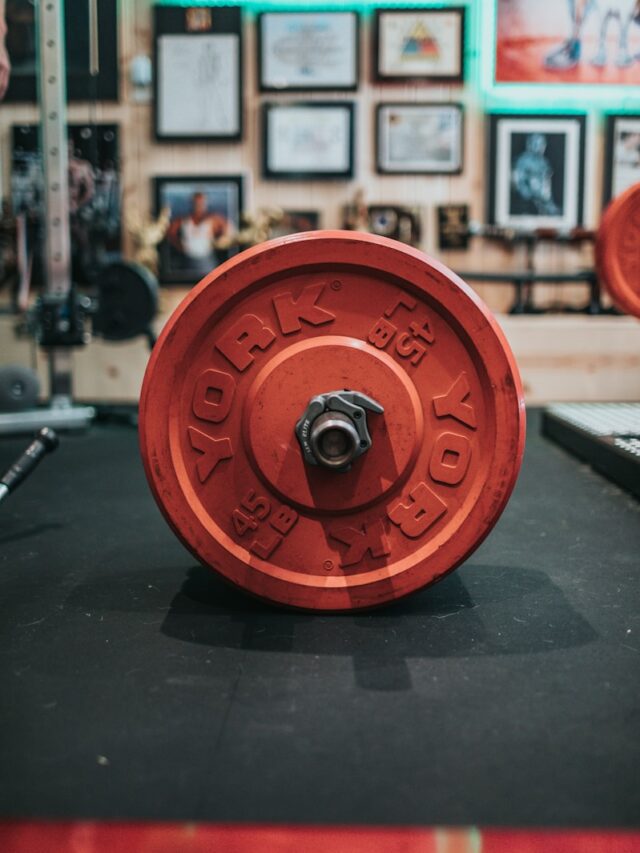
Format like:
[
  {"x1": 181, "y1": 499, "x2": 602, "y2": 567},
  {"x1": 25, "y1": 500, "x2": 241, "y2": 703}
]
[
  {"x1": 154, "y1": 6, "x2": 242, "y2": 142},
  {"x1": 4, "y1": 0, "x2": 118, "y2": 102},
  {"x1": 262, "y1": 102, "x2": 355, "y2": 180},
  {"x1": 603, "y1": 115, "x2": 640, "y2": 206},
  {"x1": 258, "y1": 11, "x2": 359, "y2": 92},
  {"x1": 487, "y1": 114, "x2": 586, "y2": 231},
  {"x1": 376, "y1": 103, "x2": 463, "y2": 174},
  {"x1": 269, "y1": 210, "x2": 321, "y2": 238},
  {"x1": 373, "y1": 7, "x2": 465, "y2": 83},
  {"x1": 154, "y1": 176, "x2": 243, "y2": 285},
  {"x1": 11, "y1": 123, "x2": 121, "y2": 286},
  {"x1": 496, "y1": 0, "x2": 640, "y2": 86}
]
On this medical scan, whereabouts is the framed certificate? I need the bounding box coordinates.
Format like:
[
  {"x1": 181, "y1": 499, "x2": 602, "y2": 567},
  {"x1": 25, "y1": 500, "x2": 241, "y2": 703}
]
[
  {"x1": 487, "y1": 114, "x2": 586, "y2": 231},
  {"x1": 373, "y1": 7, "x2": 465, "y2": 83},
  {"x1": 377, "y1": 103, "x2": 464, "y2": 174},
  {"x1": 154, "y1": 6, "x2": 242, "y2": 142},
  {"x1": 262, "y1": 102, "x2": 355, "y2": 180},
  {"x1": 258, "y1": 11, "x2": 359, "y2": 91}
]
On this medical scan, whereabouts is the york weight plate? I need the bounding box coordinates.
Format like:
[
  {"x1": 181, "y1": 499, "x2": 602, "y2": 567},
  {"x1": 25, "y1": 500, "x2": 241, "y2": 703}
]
[
  {"x1": 596, "y1": 182, "x2": 640, "y2": 319},
  {"x1": 140, "y1": 231, "x2": 525, "y2": 610}
]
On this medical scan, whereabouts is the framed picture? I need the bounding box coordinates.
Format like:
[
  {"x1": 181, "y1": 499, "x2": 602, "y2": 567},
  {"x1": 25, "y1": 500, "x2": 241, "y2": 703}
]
[
  {"x1": 154, "y1": 6, "x2": 242, "y2": 142},
  {"x1": 496, "y1": 0, "x2": 640, "y2": 86},
  {"x1": 154, "y1": 176, "x2": 243, "y2": 285},
  {"x1": 437, "y1": 204, "x2": 470, "y2": 250},
  {"x1": 4, "y1": 0, "x2": 118, "y2": 102},
  {"x1": 262, "y1": 102, "x2": 355, "y2": 180},
  {"x1": 11, "y1": 123, "x2": 121, "y2": 286},
  {"x1": 270, "y1": 210, "x2": 321, "y2": 238},
  {"x1": 487, "y1": 114, "x2": 586, "y2": 231},
  {"x1": 376, "y1": 103, "x2": 463, "y2": 174},
  {"x1": 373, "y1": 7, "x2": 465, "y2": 83},
  {"x1": 603, "y1": 115, "x2": 640, "y2": 206},
  {"x1": 258, "y1": 11, "x2": 359, "y2": 92}
]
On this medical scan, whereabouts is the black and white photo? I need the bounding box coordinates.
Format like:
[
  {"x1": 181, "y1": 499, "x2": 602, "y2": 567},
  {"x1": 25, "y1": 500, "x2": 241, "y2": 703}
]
[{"x1": 488, "y1": 114, "x2": 586, "y2": 230}]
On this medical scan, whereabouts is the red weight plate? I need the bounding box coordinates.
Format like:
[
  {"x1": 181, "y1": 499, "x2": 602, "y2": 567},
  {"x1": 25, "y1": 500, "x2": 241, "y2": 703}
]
[
  {"x1": 140, "y1": 231, "x2": 525, "y2": 610},
  {"x1": 596, "y1": 182, "x2": 640, "y2": 318}
]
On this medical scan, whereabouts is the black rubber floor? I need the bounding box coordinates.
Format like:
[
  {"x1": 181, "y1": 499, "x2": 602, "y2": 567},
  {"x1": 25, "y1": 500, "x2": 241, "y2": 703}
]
[{"x1": 0, "y1": 410, "x2": 638, "y2": 826}]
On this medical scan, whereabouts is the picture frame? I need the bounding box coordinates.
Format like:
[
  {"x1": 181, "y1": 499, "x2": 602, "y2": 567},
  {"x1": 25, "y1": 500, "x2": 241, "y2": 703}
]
[
  {"x1": 11, "y1": 123, "x2": 121, "y2": 286},
  {"x1": 603, "y1": 115, "x2": 640, "y2": 207},
  {"x1": 487, "y1": 114, "x2": 586, "y2": 231},
  {"x1": 153, "y1": 6, "x2": 243, "y2": 143},
  {"x1": 258, "y1": 11, "x2": 359, "y2": 92},
  {"x1": 154, "y1": 175, "x2": 244, "y2": 285},
  {"x1": 4, "y1": 0, "x2": 119, "y2": 102},
  {"x1": 262, "y1": 102, "x2": 355, "y2": 180},
  {"x1": 373, "y1": 7, "x2": 465, "y2": 83},
  {"x1": 437, "y1": 204, "x2": 470, "y2": 251},
  {"x1": 376, "y1": 103, "x2": 464, "y2": 175},
  {"x1": 495, "y1": 0, "x2": 640, "y2": 87}
]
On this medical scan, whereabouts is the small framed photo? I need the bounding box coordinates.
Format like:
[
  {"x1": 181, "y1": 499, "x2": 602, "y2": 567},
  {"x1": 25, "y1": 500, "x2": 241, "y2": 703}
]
[
  {"x1": 376, "y1": 103, "x2": 463, "y2": 174},
  {"x1": 258, "y1": 11, "x2": 359, "y2": 92},
  {"x1": 262, "y1": 102, "x2": 355, "y2": 180},
  {"x1": 154, "y1": 6, "x2": 242, "y2": 142},
  {"x1": 603, "y1": 115, "x2": 640, "y2": 207},
  {"x1": 373, "y1": 7, "x2": 465, "y2": 83},
  {"x1": 154, "y1": 176, "x2": 243, "y2": 285},
  {"x1": 487, "y1": 114, "x2": 586, "y2": 231}
]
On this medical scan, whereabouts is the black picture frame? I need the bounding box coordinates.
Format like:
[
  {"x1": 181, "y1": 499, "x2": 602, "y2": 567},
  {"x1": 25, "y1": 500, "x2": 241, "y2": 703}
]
[
  {"x1": 372, "y1": 7, "x2": 465, "y2": 84},
  {"x1": 487, "y1": 113, "x2": 586, "y2": 231},
  {"x1": 4, "y1": 0, "x2": 119, "y2": 102},
  {"x1": 602, "y1": 114, "x2": 640, "y2": 207},
  {"x1": 153, "y1": 5, "x2": 243, "y2": 143},
  {"x1": 262, "y1": 102, "x2": 355, "y2": 181},
  {"x1": 154, "y1": 175, "x2": 244, "y2": 286},
  {"x1": 376, "y1": 102, "x2": 464, "y2": 175},
  {"x1": 257, "y1": 10, "x2": 359, "y2": 93}
]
